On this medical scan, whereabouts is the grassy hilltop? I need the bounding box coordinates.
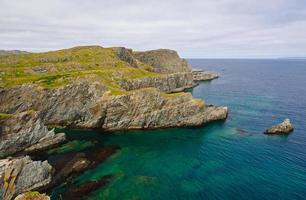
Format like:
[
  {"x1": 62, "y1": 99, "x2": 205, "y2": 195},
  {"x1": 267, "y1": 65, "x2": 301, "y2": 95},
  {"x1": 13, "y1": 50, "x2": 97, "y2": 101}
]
[{"x1": 0, "y1": 46, "x2": 158, "y2": 92}]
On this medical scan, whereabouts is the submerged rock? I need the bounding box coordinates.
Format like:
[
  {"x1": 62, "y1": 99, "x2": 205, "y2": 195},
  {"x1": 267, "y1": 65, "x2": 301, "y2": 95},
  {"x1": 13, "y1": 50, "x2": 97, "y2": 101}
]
[
  {"x1": 0, "y1": 111, "x2": 66, "y2": 158},
  {"x1": 50, "y1": 146, "x2": 119, "y2": 187},
  {"x1": 192, "y1": 69, "x2": 219, "y2": 81},
  {"x1": 62, "y1": 175, "x2": 113, "y2": 199},
  {"x1": 264, "y1": 119, "x2": 294, "y2": 134},
  {"x1": 0, "y1": 156, "x2": 53, "y2": 200}
]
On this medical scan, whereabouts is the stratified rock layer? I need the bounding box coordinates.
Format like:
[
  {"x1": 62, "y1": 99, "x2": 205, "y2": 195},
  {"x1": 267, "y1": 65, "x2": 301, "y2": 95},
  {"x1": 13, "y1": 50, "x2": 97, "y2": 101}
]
[
  {"x1": 0, "y1": 81, "x2": 227, "y2": 131},
  {"x1": 264, "y1": 119, "x2": 294, "y2": 134},
  {"x1": 0, "y1": 156, "x2": 52, "y2": 200},
  {"x1": 0, "y1": 111, "x2": 66, "y2": 158}
]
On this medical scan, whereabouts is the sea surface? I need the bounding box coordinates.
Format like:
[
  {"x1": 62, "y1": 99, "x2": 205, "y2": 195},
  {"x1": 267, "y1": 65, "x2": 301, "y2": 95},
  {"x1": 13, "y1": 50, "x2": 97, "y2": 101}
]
[{"x1": 50, "y1": 59, "x2": 306, "y2": 200}]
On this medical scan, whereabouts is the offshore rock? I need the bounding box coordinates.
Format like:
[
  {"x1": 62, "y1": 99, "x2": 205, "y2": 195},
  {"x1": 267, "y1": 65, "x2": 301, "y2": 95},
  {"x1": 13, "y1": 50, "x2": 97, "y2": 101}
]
[
  {"x1": 0, "y1": 111, "x2": 66, "y2": 158},
  {"x1": 192, "y1": 69, "x2": 219, "y2": 81},
  {"x1": 0, "y1": 156, "x2": 52, "y2": 200},
  {"x1": 264, "y1": 119, "x2": 294, "y2": 134}
]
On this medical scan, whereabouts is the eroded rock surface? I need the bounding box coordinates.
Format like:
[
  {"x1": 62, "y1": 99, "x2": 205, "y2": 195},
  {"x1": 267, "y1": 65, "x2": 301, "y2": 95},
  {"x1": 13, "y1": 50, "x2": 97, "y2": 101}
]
[
  {"x1": 0, "y1": 111, "x2": 65, "y2": 158},
  {"x1": 133, "y1": 49, "x2": 191, "y2": 74},
  {"x1": 264, "y1": 119, "x2": 294, "y2": 134},
  {"x1": 0, "y1": 81, "x2": 227, "y2": 131},
  {"x1": 0, "y1": 156, "x2": 52, "y2": 200}
]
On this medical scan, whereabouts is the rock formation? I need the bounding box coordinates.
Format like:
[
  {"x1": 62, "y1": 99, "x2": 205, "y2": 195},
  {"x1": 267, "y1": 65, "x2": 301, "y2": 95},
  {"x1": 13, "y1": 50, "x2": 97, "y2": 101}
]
[
  {"x1": 192, "y1": 69, "x2": 219, "y2": 81},
  {"x1": 133, "y1": 49, "x2": 191, "y2": 74},
  {"x1": 0, "y1": 46, "x2": 227, "y2": 131},
  {"x1": 0, "y1": 111, "x2": 66, "y2": 158},
  {"x1": 0, "y1": 156, "x2": 52, "y2": 200},
  {"x1": 264, "y1": 119, "x2": 294, "y2": 134}
]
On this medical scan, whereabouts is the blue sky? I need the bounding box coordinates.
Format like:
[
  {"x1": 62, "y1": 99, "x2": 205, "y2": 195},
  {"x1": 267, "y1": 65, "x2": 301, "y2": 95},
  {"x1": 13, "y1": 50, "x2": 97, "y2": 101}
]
[{"x1": 1, "y1": 0, "x2": 306, "y2": 58}]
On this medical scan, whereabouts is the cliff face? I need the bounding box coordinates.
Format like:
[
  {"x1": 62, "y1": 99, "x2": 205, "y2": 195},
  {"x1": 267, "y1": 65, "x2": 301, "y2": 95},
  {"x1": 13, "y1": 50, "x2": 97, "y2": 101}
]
[
  {"x1": 0, "y1": 81, "x2": 227, "y2": 131},
  {"x1": 118, "y1": 72, "x2": 195, "y2": 93},
  {"x1": 133, "y1": 49, "x2": 192, "y2": 74},
  {"x1": 0, "y1": 111, "x2": 65, "y2": 158}
]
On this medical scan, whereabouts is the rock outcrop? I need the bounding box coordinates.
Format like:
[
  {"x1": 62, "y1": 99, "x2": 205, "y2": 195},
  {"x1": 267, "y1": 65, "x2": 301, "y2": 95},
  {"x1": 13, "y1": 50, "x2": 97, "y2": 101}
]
[
  {"x1": 264, "y1": 119, "x2": 294, "y2": 134},
  {"x1": 0, "y1": 81, "x2": 227, "y2": 131},
  {"x1": 192, "y1": 69, "x2": 219, "y2": 81},
  {"x1": 118, "y1": 72, "x2": 195, "y2": 93},
  {"x1": 0, "y1": 111, "x2": 66, "y2": 158},
  {"x1": 0, "y1": 156, "x2": 52, "y2": 200},
  {"x1": 133, "y1": 49, "x2": 191, "y2": 74}
]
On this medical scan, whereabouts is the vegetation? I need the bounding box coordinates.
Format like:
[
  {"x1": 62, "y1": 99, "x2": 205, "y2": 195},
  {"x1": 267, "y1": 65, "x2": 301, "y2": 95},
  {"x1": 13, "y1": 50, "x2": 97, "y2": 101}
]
[
  {"x1": 18, "y1": 191, "x2": 49, "y2": 200},
  {"x1": 0, "y1": 113, "x2": 12, "y2": 119},
  {"x1": 0, "y1": 46, "x2": 159, "y2": 92}
]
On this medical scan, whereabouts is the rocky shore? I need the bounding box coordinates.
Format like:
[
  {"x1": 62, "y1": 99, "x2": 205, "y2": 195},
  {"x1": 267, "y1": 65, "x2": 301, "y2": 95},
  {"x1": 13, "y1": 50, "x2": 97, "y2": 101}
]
[{"x1": 0, "y1": 45, "x2": 228, "y2": 199}]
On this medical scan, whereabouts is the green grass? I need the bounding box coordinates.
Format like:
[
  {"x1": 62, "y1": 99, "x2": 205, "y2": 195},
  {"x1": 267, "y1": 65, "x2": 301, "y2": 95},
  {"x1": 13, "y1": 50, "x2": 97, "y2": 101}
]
[
  {"x1": 0, "y1": 46, "x2": 159, "y2": 92},
  {"x1": 0, "y1": 113, "x2": 12, "y2": 119}
]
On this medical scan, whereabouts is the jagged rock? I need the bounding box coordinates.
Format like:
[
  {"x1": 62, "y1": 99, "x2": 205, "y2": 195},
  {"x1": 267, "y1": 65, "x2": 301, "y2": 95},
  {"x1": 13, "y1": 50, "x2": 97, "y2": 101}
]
[
  {"x1": 118, "y1": 72, "x2": 195, "y2": 93},
  {"x1": 192, "y1": 69, "x2": 219, "y2": 81},
  {"x1": 0, "y1": 81, "x2": 227, "y2": 131},
  {"x1": 0, "y1": 156, "x2": 52, "y2": 200},
  {"x1": 14, "y1": 192, "x2": 50, "y2": 200},
  {"x1": 133, "y1": 49, "x2": 192, "y2": 73},
  {"x1": 264, "y1": 119, "x2": 294, "y2": 134},
  {"x1": 113, "y1": 47, "x2": 139, "y2": 67},
  {"x1": 0, "y1": 111, "x2": 66, "y2": 158}
]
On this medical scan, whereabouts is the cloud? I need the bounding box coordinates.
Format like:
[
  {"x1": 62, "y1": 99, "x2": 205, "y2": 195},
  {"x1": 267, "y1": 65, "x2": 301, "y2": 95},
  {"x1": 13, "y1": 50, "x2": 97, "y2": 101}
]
[{"x1": 0, "y1": 0, "x2": 306, "y2": 58}]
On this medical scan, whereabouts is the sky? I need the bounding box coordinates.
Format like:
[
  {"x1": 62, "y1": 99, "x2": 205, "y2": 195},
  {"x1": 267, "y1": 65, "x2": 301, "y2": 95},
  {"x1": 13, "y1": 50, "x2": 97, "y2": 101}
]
[{"x1": 1, "y1": 0, "x2": 306, "y2": 58}]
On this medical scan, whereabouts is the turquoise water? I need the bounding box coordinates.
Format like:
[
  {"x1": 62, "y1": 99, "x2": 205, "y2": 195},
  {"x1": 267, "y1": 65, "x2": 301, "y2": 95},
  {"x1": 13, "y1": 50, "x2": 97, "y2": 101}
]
[{"x1": 51, "y1": 59, "x2": 306, "y2": 200}]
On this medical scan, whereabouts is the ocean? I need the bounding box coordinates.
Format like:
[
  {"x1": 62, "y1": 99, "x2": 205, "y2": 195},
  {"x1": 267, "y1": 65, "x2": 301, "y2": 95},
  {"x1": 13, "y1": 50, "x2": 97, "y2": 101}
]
[{"x1": 51, "y1": 59, "x2": 306, "y2": 200}]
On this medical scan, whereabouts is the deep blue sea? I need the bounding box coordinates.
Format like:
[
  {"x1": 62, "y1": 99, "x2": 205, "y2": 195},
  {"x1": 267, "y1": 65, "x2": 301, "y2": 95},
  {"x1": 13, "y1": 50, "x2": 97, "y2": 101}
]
[{"x1": 51, "y1": 59, "x2": 306, "y2": 200}]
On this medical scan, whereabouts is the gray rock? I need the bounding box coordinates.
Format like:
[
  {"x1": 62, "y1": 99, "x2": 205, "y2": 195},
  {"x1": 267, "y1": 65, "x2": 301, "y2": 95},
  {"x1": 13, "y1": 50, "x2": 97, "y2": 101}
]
[
  {"x1": 0, "y1": 156, "x2": 52, "y2": 200},
  {"x1": 0, "y1": 111, "x2": 66, "y2": 158},
  {"x1": 264, "y1": 119, "x2": 294, "y2": 134},
  {"x1": 0, "y1": 82, "x2": 228, "y2": 131},
  {"x1": 118, "y1": 72, "x2": 195, "y2": 93}
]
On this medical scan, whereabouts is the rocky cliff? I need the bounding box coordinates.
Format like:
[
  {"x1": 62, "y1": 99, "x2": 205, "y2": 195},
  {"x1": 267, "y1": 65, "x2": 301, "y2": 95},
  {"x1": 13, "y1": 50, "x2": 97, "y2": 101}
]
[
  {"x1": 0, "y1": 46, "x2": 227, "y2": 131},
  {"x1": 133, "y1": 49, "x2": 192, "y2": 73},
  {"x1": 0, "y1": 80, "x2": 227, "y2": 131},
  {"x1": 0, "y1": 111, "x2": 65, "y2": 158}
]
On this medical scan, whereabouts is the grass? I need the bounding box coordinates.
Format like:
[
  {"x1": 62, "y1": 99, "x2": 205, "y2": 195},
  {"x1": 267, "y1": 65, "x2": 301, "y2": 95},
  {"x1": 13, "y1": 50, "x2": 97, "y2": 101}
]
[
  {"x1": 0, "y1": 46, "x2": 159, "y2": 93},
  {"x1": 19, "y1": 191, "x2": 49, "y2": 200},
  {"x1": 0, "y1": 113, "x2": 12, "y2": 119}
]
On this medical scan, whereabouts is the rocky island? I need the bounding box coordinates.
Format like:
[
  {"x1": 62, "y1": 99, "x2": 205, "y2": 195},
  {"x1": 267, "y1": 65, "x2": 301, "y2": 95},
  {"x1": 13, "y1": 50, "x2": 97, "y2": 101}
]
[
  {"x1": 0, "y1": 45, "x2": 228, "y2": 199},
  {"x1": 264, "y1": 119, "x2": 294, "y2": 134}
]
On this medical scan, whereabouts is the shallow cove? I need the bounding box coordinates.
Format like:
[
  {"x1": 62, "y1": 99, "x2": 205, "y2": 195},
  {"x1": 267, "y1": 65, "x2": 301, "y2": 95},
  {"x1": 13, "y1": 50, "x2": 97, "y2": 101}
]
[{"x1": 50, "y1": 59, "x2": 306, "y2": 200}]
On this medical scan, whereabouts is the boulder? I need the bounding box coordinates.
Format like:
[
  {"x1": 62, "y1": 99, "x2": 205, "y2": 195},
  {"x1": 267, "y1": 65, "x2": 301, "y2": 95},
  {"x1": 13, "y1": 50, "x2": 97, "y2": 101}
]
[{"x1": 264, "y1": 119, "x2": 294, "y2": 134}]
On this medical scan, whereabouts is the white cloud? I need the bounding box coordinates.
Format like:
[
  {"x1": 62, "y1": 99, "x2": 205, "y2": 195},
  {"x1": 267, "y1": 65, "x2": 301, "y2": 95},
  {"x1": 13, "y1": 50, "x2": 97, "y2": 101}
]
[{"x1": 0, "y1": 0, "x2": 306, "y2": 57}]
